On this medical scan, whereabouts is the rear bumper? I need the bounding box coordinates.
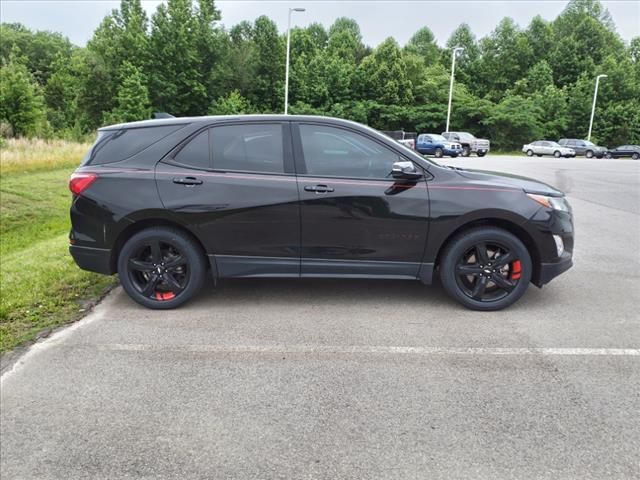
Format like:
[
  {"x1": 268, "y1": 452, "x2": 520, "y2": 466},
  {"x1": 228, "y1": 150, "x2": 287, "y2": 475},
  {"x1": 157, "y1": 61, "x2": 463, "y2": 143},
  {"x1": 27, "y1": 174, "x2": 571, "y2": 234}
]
[
  {"x1": 536, "y1": 253, "x2": 573, "y2": 287},
  {"x1": 69, "y1": 245, "x2": 114, "y2": 275}
]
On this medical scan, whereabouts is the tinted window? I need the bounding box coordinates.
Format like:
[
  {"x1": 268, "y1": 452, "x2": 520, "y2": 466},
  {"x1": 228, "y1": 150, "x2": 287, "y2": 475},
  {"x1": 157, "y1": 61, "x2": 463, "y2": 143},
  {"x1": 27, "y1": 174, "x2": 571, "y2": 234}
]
[
  {"x1": 211, "y1": 124, "x2": 284, "y2": 173},
  {"x1": 90, "y1": 125, "x2": 183, "y2": 165},
  {"x1": 299, "y1": 124, "x2": 399, "y2": 179},
  {"x1": 174, "y1": 130, "x2": 210, "y2": 169}
]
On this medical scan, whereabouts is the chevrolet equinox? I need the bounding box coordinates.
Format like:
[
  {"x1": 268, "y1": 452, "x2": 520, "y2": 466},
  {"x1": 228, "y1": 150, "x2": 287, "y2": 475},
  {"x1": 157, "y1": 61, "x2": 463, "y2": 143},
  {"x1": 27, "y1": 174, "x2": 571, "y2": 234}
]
[{"x1": 69, "y1": 115, "x2": 574, "y2": 311}]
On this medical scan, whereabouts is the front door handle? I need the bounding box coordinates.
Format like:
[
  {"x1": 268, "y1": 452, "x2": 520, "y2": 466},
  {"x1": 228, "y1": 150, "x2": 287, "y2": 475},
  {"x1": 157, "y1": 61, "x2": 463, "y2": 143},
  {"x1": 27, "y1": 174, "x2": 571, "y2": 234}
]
[
  {"x1": 304, "y1": 184, "x2": 334, "y2": 193},
  {"x1": 173, "y1": 177, "x2": 203, "y2": 186}
]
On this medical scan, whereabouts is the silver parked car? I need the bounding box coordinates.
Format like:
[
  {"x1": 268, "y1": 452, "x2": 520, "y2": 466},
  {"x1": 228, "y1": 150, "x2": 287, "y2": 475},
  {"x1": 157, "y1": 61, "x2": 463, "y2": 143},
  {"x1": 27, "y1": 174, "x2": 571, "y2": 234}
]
[{"x1": 522, "y1": 141, "x2": 576, "y2": 158}]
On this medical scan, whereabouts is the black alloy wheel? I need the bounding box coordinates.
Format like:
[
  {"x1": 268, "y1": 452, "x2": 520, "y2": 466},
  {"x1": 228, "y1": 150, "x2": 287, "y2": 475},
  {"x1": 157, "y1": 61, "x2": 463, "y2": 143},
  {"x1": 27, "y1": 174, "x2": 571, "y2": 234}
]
[
  {"x1": 118, "y1": 227, "x2": 206, "y2": 309},
  {"x1": 435, "y1": 147, "x2": 444, "y2": 158},
  {"x1": 439, "y1": 227, "x2": 532, "y2": 311}
]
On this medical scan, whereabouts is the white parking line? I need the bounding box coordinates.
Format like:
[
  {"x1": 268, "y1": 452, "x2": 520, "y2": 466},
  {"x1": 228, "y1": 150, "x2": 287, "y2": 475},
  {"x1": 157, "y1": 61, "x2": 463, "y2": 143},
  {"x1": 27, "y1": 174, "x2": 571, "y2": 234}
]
[{"x1": 97, "y1": 344, "x2": 640, "y2": 356}]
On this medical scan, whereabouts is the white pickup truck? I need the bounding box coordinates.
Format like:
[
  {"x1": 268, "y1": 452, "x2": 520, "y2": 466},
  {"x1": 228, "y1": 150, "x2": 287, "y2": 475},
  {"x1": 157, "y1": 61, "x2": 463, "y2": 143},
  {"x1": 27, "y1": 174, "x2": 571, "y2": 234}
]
[{"x1": 442, "y1": 131, "x2": 490, "y2": 157}]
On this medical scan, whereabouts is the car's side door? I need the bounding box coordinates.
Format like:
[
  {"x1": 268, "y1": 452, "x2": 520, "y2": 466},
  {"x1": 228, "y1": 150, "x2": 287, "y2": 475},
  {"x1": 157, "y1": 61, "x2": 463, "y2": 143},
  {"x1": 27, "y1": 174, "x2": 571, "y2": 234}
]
[
  {"x1": 292, "y1": 122, "x2": 430, "y2": 278},
  {"x1": 156, "y1": 121, "x2": 301, "y2": 277},
  {"x1": 417, "y1": 134, "x2": 434, "y2": 154}
]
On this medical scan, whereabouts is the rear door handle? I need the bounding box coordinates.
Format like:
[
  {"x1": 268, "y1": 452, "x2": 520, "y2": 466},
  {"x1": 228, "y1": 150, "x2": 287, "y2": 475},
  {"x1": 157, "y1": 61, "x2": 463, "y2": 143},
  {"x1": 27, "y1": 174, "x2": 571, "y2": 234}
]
[
  {"x1": 304, "y1": 184, "x2": 334, "y2": 193},
  {"x1": 173, "y1": 177, "x2": 203, "y2": 186}
]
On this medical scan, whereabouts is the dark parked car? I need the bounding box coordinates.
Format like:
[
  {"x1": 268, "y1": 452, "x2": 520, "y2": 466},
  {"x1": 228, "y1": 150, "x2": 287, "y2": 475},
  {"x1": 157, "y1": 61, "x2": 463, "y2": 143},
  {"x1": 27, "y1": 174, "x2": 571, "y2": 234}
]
[
  {"x1": 605, "y1": 145, "x2": 639, "y2": 159},
  {"x1": 69, "y1": 115, "x2": 573, "y2": 311},
  {"x1": 416, "y1": 133, "x2": 463, "y2": 158},
  {"x1": 558, "y1": 139, "x2": 607, "y2": 158}
]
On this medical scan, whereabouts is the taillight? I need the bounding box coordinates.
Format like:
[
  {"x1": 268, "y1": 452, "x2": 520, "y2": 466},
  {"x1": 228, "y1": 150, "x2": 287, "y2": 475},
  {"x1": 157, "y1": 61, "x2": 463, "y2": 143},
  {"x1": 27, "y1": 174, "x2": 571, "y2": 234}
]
[{"x1": 69, "y1": 172, "x2": 97, "y2": 195}]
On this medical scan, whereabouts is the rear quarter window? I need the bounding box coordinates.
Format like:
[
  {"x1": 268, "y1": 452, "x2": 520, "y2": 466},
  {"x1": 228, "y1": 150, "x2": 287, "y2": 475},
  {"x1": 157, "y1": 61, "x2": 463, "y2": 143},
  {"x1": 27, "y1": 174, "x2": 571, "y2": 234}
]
[{"x1": 88, "y1": 125, "x2": 184, "y2": 165}]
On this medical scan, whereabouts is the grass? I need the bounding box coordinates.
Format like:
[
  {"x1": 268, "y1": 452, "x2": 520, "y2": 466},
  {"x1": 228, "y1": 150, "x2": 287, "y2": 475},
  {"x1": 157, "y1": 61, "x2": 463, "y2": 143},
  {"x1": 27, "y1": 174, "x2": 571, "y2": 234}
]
[
  {"x1": 0, "y1": 138, "x2": 116, "y2": 352},
  {"x1": 0, "y1": 138, "x2": 92, "y2": 175}
]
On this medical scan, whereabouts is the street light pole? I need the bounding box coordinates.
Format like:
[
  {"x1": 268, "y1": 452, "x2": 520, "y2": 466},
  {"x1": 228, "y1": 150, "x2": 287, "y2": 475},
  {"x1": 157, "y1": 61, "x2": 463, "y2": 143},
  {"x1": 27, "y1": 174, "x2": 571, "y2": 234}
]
[
  {"x1": 284, "y1": 7, "x2": 305, "y2": 115},
  {"x1": 446, "y1": 47, "x2": 464, "y2": 133},
  {"x1": 587, "y1": 74, "x2": 607, "y2": 141}
]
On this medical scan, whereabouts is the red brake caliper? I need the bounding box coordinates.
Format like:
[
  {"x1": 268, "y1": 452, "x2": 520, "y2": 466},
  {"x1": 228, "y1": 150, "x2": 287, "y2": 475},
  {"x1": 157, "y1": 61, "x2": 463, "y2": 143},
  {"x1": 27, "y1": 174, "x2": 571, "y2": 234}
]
[
  {"x1": 155, "y1": 292, "x2": 176, "y2": 301},
  {"x1": 511, "y1": 260, "x2": 522, "y2": 280}
]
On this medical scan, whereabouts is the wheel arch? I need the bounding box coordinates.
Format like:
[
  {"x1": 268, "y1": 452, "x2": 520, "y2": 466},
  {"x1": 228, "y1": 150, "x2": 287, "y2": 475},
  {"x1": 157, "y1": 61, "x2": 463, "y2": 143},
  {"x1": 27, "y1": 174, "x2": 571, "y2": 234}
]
[
  {"x1": 433, "y1": 217, "x2": 542, "y2": 284},
  {"x1": 110, "y1": 218, "x2": 209, "y2": 274}
]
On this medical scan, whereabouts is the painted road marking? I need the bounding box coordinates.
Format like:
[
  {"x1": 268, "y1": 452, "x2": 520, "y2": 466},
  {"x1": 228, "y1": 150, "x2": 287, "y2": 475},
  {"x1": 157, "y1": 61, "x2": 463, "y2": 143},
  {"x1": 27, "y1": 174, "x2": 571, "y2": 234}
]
[{"x1": 95, "y1": 344, "x2": 640, "y2": 356}]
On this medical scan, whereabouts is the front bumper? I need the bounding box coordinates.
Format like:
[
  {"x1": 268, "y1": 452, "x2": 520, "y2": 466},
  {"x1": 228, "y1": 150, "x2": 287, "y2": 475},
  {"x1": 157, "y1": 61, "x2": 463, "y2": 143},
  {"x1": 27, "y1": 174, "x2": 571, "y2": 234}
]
[
  {"x1": 70, "y1": 245, "x2": 115, "y2": 275},
  {"x1": 537, "y1": 253, "x2": 573, "y2": 286},
  {"x1": 444, "y1": 147, "x2": 463, "y2": 156}
]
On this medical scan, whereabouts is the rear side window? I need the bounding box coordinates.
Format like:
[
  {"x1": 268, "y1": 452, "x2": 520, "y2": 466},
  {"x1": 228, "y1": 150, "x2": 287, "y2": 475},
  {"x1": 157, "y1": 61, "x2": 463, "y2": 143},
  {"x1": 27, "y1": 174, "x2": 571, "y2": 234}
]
[
  {"x1": 89, "y1": 125, "x2": 183, "y2": 165},
  {"x1": 210, "y1": 124, "x2": 284, "y2": 174},
  {"x1": 174, "y1": 130, "x2": 211, "y2": 169}
]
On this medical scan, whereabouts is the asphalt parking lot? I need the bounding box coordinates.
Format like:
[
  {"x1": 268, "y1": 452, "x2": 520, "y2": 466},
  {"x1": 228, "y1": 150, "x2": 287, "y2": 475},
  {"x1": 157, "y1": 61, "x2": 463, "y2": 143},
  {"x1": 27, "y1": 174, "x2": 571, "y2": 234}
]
[{"x1": 2, "y1": 156, "x2": 639, "y2": 479}]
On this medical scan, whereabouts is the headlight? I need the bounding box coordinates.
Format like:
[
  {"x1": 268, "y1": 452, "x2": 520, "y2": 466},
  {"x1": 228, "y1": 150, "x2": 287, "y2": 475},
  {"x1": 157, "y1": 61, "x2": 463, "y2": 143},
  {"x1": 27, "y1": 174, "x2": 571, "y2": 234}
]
[{"x1": 526, "y1": 193, "x2": 571, "y2": 212}]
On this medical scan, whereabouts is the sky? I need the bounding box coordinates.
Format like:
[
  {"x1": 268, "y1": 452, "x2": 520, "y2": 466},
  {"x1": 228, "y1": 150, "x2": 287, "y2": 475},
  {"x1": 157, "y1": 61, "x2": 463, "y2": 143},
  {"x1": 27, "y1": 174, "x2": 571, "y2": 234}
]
[{"x1": 1, "y1": 0, "x2": 638, "y2": 48}]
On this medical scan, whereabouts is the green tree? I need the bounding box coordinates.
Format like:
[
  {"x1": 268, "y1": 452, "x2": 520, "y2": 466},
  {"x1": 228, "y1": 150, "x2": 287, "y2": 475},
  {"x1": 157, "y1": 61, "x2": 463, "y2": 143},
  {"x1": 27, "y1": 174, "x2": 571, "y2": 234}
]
[
  {"x1": 404, "y1": 27, "x2": 440, "y2": 65},
  {"x1": 103, "y1": 62, "x2": 151, "y2": 125},
  {"x1": 0, "y1": 52, "x2": 47, "y2": 137},
  {"x1": 249, "y1": 16, "x2": 284, "y2": 112},
  {"x1": 209, "y1": 90, "x2": 254, "y2": 115},
  {"x1": 355, "y1": 38, "x2": 413, "y2": 105},
  {"x1": 148, "y1": 0, "x2": 208, "y2": 115}
]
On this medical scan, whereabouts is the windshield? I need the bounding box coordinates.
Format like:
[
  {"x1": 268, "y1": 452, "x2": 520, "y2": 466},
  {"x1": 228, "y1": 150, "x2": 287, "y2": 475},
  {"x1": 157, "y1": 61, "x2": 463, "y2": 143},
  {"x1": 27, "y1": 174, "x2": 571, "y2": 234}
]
[
  {"x1": 584, "y1": 140, "x2": 595, "y2": 146},
  {"x1": 430, "y1": 134, "x2": 447, "y2": 142},
  {"x1": 457, "y1": 132, "x2": 475, "y2": 140},
  {"x1": 548, "y1": 141, "x2": 561, "y2": 147}
]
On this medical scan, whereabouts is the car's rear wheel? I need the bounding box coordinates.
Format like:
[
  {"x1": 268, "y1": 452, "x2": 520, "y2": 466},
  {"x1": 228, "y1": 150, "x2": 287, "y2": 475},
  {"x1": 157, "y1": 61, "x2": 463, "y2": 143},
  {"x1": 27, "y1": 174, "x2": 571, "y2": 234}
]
[
  {"x1": 117, "y1": 227, "x2": 206, "y2": 309},
  {"x1": 605, "y1": 152, "x2": 612, "y2": 159},
  {"x1": 461, "y1": 146, "x2": 471, "y2": 157},
  {"x1": 553, "y1": 150, "x2": 561, "y2": 158},
  {"x1": 435, "y1": 147, "x2": 443, "y2": 158},
  {"x1": 526, "y1": 149, "x2": 534, "y2": 156},
  {"x1": 439, "y1": 227, "x2": 532, "y2": 311},
  {"x1": 586, "y1": 150, "x2": 594, "y2": 158},
  {"x1": 632, "y1": 152, "x2": 639, "y2": 160}
]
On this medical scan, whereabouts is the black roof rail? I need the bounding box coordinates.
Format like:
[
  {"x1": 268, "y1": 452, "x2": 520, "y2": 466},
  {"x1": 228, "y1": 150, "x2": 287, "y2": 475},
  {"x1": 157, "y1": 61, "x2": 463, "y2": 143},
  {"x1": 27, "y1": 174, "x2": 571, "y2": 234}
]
[{"x1": 152, "y1": 112, "x2": 175, "y2": 119}]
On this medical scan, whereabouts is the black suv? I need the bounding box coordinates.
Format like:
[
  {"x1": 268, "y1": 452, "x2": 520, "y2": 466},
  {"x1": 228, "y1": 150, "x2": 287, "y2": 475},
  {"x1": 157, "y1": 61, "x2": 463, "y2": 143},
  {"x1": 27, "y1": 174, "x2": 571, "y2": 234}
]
[
  {"x1": 70, "y1": 115, "x2": 573, "y2": 311},
  {"x1": 558, "y1": 139, "x2": 607, "y2": 158}
]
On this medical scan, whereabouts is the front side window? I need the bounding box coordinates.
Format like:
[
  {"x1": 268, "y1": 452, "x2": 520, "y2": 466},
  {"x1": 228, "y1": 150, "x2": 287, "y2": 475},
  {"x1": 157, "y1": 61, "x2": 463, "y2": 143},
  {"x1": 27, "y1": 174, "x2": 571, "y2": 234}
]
[
  {"x1": 299, "y1": 124, "x2": 400, "y2": 179},
  {"x1": 210, "y1": 124, "x2": 284, "y2": 174}
]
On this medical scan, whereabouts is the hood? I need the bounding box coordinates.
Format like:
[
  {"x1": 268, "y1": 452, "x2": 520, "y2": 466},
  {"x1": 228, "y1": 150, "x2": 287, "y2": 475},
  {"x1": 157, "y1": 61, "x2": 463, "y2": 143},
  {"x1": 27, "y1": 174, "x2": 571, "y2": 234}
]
[{"x1": 451, "y1": 167, "x2": 564, "y2": 196}]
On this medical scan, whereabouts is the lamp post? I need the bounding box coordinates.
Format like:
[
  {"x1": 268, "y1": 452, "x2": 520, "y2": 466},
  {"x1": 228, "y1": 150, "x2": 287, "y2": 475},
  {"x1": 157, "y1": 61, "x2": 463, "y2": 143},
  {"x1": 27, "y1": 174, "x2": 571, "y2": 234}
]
[
  {"x1": 284, "y1": 7, "x2": 305, "y2": 114},
  {"x1": 445, "y1": 46, "x2": 464, "y2": 133},
  {"x1": 587, "y1": 74, "x2": 607, "y2": 141}
]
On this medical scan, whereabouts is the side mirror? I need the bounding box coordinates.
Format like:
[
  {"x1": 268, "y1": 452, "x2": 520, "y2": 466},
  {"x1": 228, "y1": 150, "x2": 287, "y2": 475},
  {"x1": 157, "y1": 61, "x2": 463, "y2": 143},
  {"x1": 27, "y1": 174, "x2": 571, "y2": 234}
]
[{"x1": 391, "y1": 161, "x2": 422, "y2": 180}]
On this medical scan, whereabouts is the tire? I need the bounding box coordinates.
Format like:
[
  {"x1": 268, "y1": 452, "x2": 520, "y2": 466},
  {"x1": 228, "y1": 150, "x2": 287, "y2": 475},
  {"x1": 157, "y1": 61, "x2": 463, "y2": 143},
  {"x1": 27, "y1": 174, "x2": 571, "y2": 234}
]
[
  {"x1": 536, "y1": 154, "x2": 542, "y2": 157},
  {"x1": 553, "y1": 150, "x2": 561, "y2": 158},
  {"x1": 476, "y1": 151, "x2": 486, "y2": 157},
  {"x1": 450, "y1": 154, "x2": 458, "y2": 158},
  {"x1": 439, "y1": 227, "x2": 532, "y2": 311},
  {"x1": 586, "y1": 150, "x2": 594, "y2": 158},
  {"x1": 435, "y1": 147, "x2": 443, "y2": 158},
  {"x1": 461, "y1": 146, "x2": 471, "y2": 157},
  {"x1": 526, "y1": 149, "x2": 534, "y2": 157},
  {"x1": 633, "y1": 153, "x2": 639, "y2": 160},
  {"x1": 117, "y1": 227, "x2": 206, "y2": 309},
  {"x1": 605, "y1": 152, "x2": 612, "y2": 159}
]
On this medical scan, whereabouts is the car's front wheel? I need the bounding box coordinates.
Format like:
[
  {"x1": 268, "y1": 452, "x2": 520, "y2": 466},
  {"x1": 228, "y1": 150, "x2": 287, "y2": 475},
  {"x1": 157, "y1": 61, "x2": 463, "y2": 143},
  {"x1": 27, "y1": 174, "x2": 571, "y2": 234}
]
[
  {"x1": 117, "y1": 227, "x2": 206, "y2": 309},
  {"x1": 526, "y1": 149, "x2": 534, "y2": 156},
  {"x1": 586, "y1": 150, "x2": 594, "y2": 158},
  {"x1": 476, "y1": 151, "x2": 486, "y2": 157},
  {"x1": 632, "y1": 152, "x2": 639, "y2": 160},
  {"x1": 439, "y1": 227, "x2": 532, "y2": 311},
  {"x1": 553, "y1": 151, "x2": 561, "y2": 158}
]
